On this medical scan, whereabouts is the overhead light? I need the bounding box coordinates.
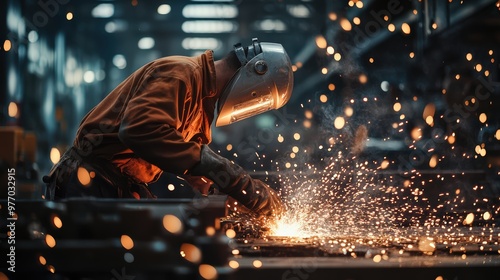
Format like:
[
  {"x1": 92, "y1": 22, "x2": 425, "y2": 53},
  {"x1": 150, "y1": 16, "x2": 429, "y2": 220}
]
[
  {"x1": 182, "y1": 20, "x2": 237, "y2": 33},
  {"x1": 287, "y1": 4, "x2": 310, "y2": 18},
  {"x1": 105, "y1": 20, "x2": 128, "y2": 33},
  {"x1": 158, "y1": 4, "x2": 171, "y2": 15},
  {"x1": 28, "y1": 30, "x2": 39, "y2": 43},
  {"x1": 8, "y1": 66, "x2": 16, "y2": 97},
  {"x1": 182, "y1": 37, "x2": 221, "y2": 50},
  {"x1": 381, "y1": 81, "x2": 390, "y2": 92},
  {"x1": 254, "y1": 19, "x2": 287, "y2": 31},
  {"x1": 105, "y1": 22, "x2": 117, "y2": 33},
  {"x1": 92, "y1": 3, "x2": 114, "y2": 18},
  {"x1": 182, "y1": 4, "x2": 238, "y2": 18},
  {"x1": 7, "y1": 6, "x2": 18, "y2": 32},
  {"x1": 138, "y1": 37, "x2": 155, "y2": 50},
  {"x1": 83, "y1": 71, "x2": 95, "y2": 83},
  {"x1": 113, "y1": 54, "x2": 127, "y2": 69}
]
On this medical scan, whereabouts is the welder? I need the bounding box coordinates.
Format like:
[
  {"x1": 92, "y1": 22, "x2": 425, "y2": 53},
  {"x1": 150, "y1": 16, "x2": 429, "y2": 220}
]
[{"x1": 43, "y1": 38, "x2": 294, "y2": 218}]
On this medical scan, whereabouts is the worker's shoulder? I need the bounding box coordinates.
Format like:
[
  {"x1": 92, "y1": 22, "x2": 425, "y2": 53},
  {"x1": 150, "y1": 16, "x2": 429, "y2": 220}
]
[{"x1": 149, "y1": 55, "x2": 201, "y2": 72}]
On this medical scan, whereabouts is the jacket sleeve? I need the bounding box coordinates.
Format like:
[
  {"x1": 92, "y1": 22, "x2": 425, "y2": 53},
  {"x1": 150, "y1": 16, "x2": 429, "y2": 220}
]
[{"x1": 118, "y1": 75, "x2": 201, "y2": 174}]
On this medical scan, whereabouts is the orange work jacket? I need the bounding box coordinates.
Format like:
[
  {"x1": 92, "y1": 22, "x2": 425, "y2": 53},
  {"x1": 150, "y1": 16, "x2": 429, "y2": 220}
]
[{"x1": 73, "y1": 50, "x2": 218, "y2": 183}]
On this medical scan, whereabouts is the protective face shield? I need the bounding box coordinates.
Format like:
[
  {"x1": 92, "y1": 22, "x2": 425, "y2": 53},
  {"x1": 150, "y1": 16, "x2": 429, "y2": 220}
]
[{"x1": 215, "y1": 38, "x2": 294, "y2": 127}]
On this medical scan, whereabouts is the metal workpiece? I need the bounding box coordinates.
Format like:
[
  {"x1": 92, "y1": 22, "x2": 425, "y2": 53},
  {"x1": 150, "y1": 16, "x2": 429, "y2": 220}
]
[
  {"x1": 231, "y1": 255, "x2": 500, "y2": 280},
  {"x1": 228, "y1": 228, "x2": 500, "y2": 280}
]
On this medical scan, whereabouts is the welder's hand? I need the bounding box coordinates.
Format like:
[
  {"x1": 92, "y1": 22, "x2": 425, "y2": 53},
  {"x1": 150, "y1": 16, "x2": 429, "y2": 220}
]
[
  {"x1": 246, "y1": 179, "x2": 284, "y2": 218},
  {"x1": 189, "y1": 144, "x2": 284, "y2": 218},
  {"x1": 224, "y1": 178, "x2": 284, "y2": 218},
  {"x1": 182, "y1": 175, "x2": 213, "y2": 196}
]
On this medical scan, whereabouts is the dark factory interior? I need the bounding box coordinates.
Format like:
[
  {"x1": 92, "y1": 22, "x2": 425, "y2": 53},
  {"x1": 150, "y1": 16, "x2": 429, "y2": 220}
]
[{"x1": 1, "y1": 0, "x2": 500, "y2": 279}]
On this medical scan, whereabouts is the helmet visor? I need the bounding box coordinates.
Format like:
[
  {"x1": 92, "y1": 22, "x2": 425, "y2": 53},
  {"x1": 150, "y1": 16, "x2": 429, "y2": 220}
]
[{"x1": 228, "y1": 94, "x2": 273, "y2": 124}]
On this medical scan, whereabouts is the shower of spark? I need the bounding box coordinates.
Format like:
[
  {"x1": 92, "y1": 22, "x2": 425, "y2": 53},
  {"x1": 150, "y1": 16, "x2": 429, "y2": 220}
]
[
  {"x1": 270, "y1": 143, "x2": 403, "y2": 238},
  {"x1": 261, "y1": 97, "x2": 499, "y2": 247},
  {"x1": 224, "y1": 47, "x2": 499, "y2": 254},
  {"x1": 265, "y1": 119, "x2": 398, "y2": 238},
  {"x1": 270, "y1": 214, "x2": 309, "y2": 237}
]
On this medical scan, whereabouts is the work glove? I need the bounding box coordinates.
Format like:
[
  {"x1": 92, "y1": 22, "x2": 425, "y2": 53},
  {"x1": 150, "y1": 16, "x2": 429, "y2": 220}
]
[
  {"x1": 189, "y1": 144, "x2": 283, "y2": 218},
  {"x1": 181, "y1": 174, "x2": 214, "y2": 196}
]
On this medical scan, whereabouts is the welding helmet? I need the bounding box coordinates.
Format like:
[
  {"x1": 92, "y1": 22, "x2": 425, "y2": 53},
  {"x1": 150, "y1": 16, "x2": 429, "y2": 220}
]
[{"x1": 215, "y1": 38, "x2": 294, "y2": 127}]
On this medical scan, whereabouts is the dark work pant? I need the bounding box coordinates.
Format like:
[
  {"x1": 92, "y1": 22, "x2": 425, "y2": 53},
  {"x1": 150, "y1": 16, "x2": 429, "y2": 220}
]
[{"x1": 43, "y1": 147, "x2": 155, "y2": 200}]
